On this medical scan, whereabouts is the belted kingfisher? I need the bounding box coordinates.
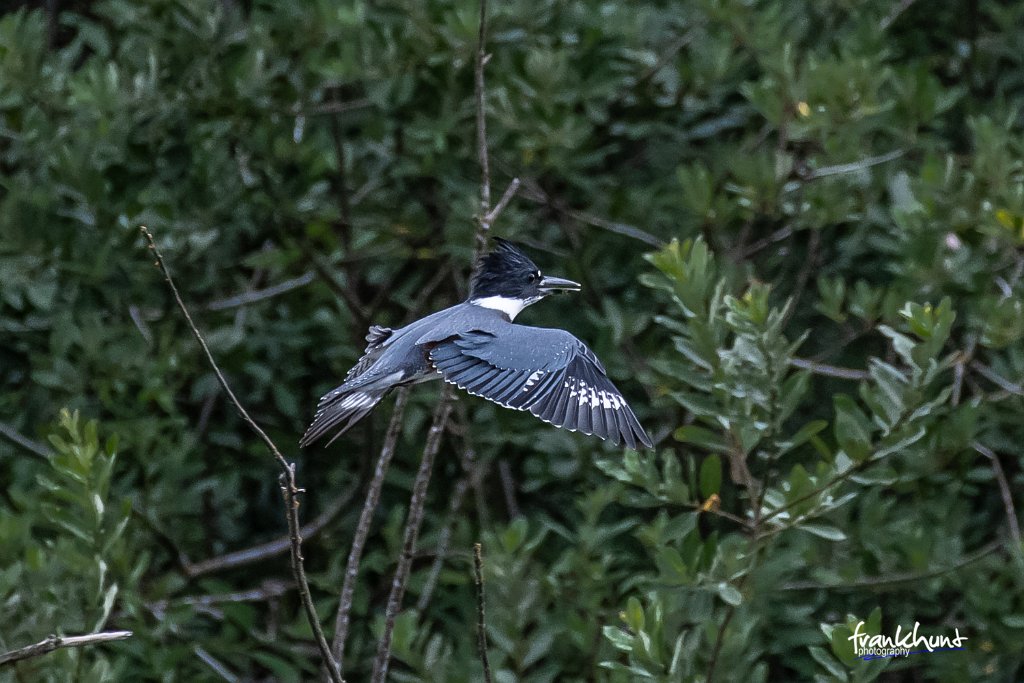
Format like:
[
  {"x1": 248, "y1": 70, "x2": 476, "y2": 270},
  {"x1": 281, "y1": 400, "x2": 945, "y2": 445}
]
[{"x1": 300, "y1": 239, "x2": 652, "y2": 449}]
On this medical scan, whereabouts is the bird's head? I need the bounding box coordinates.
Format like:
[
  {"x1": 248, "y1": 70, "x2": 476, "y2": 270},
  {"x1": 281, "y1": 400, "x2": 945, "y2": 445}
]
[{"x1": 469, "y1": 238, "x2": 581, "y2": 320}]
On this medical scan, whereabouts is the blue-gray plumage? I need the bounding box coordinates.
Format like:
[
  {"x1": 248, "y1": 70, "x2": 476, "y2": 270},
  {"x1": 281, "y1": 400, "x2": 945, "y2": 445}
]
[{"x1": 300, "y1": 239, "x2": 652, "y2": 449}]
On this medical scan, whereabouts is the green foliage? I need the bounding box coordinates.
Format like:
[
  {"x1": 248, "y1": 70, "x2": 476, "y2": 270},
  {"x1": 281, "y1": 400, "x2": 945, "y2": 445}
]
[
  {"x1": 2, "y1": 0, "x2": 1024, "y2": 680},
  {"x1": 1, "y1": 410, "x2": 134, "y2": 681}
]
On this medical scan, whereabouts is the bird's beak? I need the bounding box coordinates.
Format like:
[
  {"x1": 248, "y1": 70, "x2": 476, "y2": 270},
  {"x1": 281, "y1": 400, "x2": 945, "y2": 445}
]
[{"x1": 538, "y1": 275, "x2": 582, "y2": 294}]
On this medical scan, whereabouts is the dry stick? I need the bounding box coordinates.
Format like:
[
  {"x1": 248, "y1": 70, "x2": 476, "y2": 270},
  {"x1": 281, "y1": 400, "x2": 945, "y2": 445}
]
[
  {"x1": 186, "y1": 477, "x2": 361, "y2": 578},
  {"x1": 414, "y1": 471, "x2": 473, "y2": 612},
  {"x1": 973, "y1": 441, "x2": 1023, "y2": 547},
  {"x1": 787, "y1": 357, "x2": 869, "y2": 381},
  {"x1": 0, "y1": 631, "x2": 132, "y2": 667},
  {"x1": 206, "y1": 271, "x2": 316, "y2": 311},
  {"x1": 150, "y1": 579, "x2": 292, "y2": 617},
  {"x1": 781, "y1": 537, "x2": 1004, "y2": 591},
  {"x1": 416, "y1": 408, "x2": 484, "y2": 611},
  {"x1": 0, "y1": 420, "x2": 51, "y2": 460},
  {"x1": 139, "y1": 227, "x2": 344, "y2": 683},
  {"x1": 330, "y1": 388, "x2": 411, "y2": 675},
  {"x1": 513, "y1": 175, "x2": 663, "y2": 247},
  {"x1": 970, "y1": 360, "x2": 1024, "y2": 397},
  {"x1": 473, "y1": 543, "x2": 494, "y2": 683},
  {"x1": 370, "y1": 395, "x2": 453, "y2": 683},
  {"x1": 474, "y1": 0, "x2": 491, "y2": 231},
  {"x1": 486, "y1": 178, "x2": 521, "y2": 227},
  {"x1": 194, "y1": 645, "x2": 240, "y2": 683}
]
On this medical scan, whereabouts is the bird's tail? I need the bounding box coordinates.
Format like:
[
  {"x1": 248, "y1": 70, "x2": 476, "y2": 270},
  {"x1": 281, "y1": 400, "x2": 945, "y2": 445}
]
[{"x1": 299, "y1": 387, "x2": 386, "y2": 448}]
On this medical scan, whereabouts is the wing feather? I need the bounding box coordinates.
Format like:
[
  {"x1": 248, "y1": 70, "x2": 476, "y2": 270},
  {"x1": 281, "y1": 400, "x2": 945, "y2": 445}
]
[{"x1": 427, "y1": 327, "x2": 652, "y2": 448}]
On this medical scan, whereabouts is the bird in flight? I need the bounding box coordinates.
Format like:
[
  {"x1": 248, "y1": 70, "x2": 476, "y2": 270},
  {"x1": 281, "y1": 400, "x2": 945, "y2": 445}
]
[{"x1": 300, "y1": 239, "x2": 652, "y2": 449}]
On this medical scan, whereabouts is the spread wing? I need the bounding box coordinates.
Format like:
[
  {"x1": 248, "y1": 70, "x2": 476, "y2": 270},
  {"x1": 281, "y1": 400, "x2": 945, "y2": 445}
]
[{"x1": 427, "y1": 326, "x2": 652, "y2": 449}]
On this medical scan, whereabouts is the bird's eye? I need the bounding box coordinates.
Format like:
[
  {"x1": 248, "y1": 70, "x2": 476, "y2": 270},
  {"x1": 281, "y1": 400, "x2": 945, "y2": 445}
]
[{"x1": 527, "y1": 272, "x2": 538, "y2": 283}]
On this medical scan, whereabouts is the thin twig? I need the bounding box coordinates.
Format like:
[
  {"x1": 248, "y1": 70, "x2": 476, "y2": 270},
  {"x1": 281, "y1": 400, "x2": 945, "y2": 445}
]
[
  {"x1": 565, "y1": 207, "x2": 663, "y2": 247},
  {"x1": 474, "y1": 0, "x2": 491, "y2": 237},
  {"x1": 879, "y1": 0, "x2": 917, "y2": 30},
  {"x1": 804, "y1": 149, "x2": 905, "y2": 180},
  {"x1": 0, "y1": 420, "x2": 51, "y2": 460},
  {"x1": 970, "y1": 360, "x2": 1024, "y2": 396},
  {"x1": 186, "y1": 477, "x2": 360, "y2": 578},
  {"x1": 780, "y1": 228, "x2": 819, "y2": 327},
  {"x1": 474, "y1": 543, "x2": 494, "y2": 683},
  {"x1": 193, "y1": 645, "x2": 240, "y2": 683},
  {"x1": 151, "y1": 580, "x2": 291, "y2": 617},
  {"x1": 758, "y1": 456, "x2": 882, "y2": 530},
  {"x1": 497, "y1": 459, "x2": 520, "y2": 519},
  {"x1": 329, "y1": 114, "x2": 354, "y2": 254},
  {"x1": 736, "y1": 225, "x2": 793, "y2": 259},
  {"x1": 0, "y1": 631, "x2": 132, "y2": 667},
  {"x1": 139, "y1": 227, "x2": 343, "y2": 683},
  {"x1": 484, "y1": 178, "x2": 521, "y2": 226},
  {"x1": 330, "y1": 388, "x2": 411, "y2": 676},
  {"x1": 206, "y1": 271, "x2": 316, "y2": 311},
  {"x1": 416, "y1": 434, "x2": 479, "y2": 611},
  {"x1": 278, "y1": 463, "x2": 344, "y2": 680},
  {"x1": 973, "y1": 442, "x2": 1022, "y2": 547},
  {"x1": 304, "y1": 98, "x2": 373, "y2": 116},
  {"x1": 705, "y1": 605, "x2": 736, "y2": 683},
  {"x1": 781, "y1": 538, "x2": 1004, "y2": 590},
  {"x1": 371, "y1": 392, "x2": 453, "y2": 683},
  {"x1": 787, "y1": 357, "x2": 869, "y2": 381}
]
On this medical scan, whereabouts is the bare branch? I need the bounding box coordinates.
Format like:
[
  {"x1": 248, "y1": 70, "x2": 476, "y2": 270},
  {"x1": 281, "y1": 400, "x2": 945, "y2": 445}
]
[
  {"x1": 474, "y1": 543, "x2": 494, "y2": 683},
  {"x1": 880, "y1": 0, "x2": 917, "y2": 30},
  {"x1": 330, "y1": 388, "x2": 411, "y2": 675},
  {"x1": 781, "y1": 538, "x2": 1003, "y2": 591},
  {"x1": 788, "y1": 357, "x2": 870, "y2": 381},
  {"x1": 371, "y1": 391, "x2": 452, "y2": 683},
  {"x1": 194, "y1": 645, "x2": 240, "y2": 682},
  {"x1": 515, "y1": 177, "x2": 663, "y2": 247},
  {"x1": 206, "y1": 271, "x2": 316, "y2": 311},
  {"x1": 0, "y1": 420, "x2": 51, "y2": 460},
  {"x1": 497, "y1": 459, "x2": 520, "y2": 519},
  {"x1": 736, "y1": 224, "x2": 793, "y2": 259},
  {"x1": 705, "y1": 605, "x2": 737, "y2": 683},
  {"x1": 0, "y1": 631, "x2": 132, "y2": 667},
  {"x1": 484, "y1": 178, "x2": 521, "y2": 226},
  {"x1": 186, "y1": 477, "x2": 360, "y2": 578},
  {"x1": 416, "y1": 401, "x2": 491, "y2": 611},
  {"x1": 970, "y1": 360, "x2": 1024, "y2": 396},
  {"x1": 973, "y1": 442, "x2": 1022, "y2": 547},
  {"x1": 804, "y1": 149, "x2": 905, "y2": 180},
  {"x1": 475, "y1": 0, "x2": 491, "y2": 227},
  {"x1": 139, "y1": 227, "x2": 343, "y2": 683},
  {"x1": 564, "y1": 207, "x2": 663, "y2": 247},
  {"x1": 150, "y1": 579, "x2": 291, "y2": 619},
  {"x1": 303, "y1": 98, "x2": 373, "y2": 116}
]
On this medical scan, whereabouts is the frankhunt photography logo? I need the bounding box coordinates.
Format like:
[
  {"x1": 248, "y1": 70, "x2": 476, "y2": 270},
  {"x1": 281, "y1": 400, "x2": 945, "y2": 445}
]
[{"x1": 849, "y1": 620, "x2": 968, "y2": 660}]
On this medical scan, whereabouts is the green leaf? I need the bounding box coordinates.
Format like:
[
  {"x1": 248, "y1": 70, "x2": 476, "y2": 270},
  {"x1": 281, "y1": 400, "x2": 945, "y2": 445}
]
[
  {"x1": 674, "y1": 425, "x2": 728, "y2": 453},
  {"x1": 624, "y1": 596, "x2": 645, "y2": 632},
  {"x1": 699, "y1": 454, "x2": 722, "y2": 498},
  {"x1": 798, "y1": 523, "x2": 847, "y2": 541},
  {"x1": 716, "y1": 582, "x2": 743, "y2": 606},
  {"x1": 603, "y1": 625, "x2": 635, "y2": 652},
  {"x1": 834, "y1": 395, "x2": 873, "y2": 461}
]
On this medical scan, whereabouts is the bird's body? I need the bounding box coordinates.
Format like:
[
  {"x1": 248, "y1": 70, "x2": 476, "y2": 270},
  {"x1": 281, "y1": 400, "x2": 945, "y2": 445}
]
[{"x1": 301, "y1": 240, "x2": 652, "y2": 449}]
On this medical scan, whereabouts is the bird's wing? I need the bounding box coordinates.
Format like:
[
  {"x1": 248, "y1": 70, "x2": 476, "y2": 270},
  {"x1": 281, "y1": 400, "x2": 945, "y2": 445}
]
[
  {"x1": 339, "y1": 324, "x2": 394, "y2": 384},
  {"x1": 299, "y1": 324, "x2": 394, "y2": 448},
  {"x1": 427, "y1": 326, "x2": 652, "y2": 449}
]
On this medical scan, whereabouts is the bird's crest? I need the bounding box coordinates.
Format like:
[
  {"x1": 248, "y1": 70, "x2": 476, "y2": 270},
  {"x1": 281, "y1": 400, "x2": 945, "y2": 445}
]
[{"x1": 470, "y1": 238, "x2": 540, "y2": 299}]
